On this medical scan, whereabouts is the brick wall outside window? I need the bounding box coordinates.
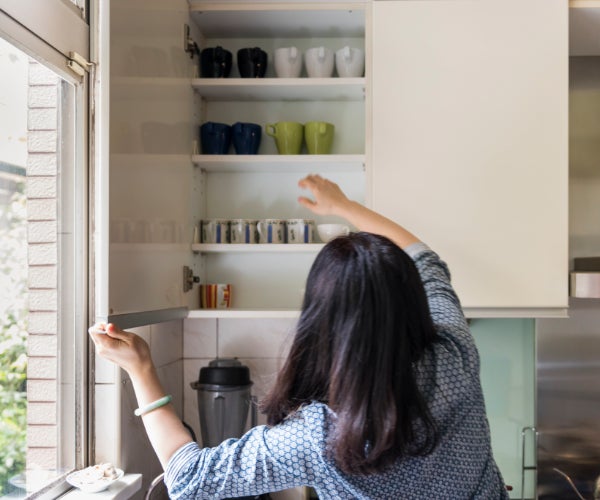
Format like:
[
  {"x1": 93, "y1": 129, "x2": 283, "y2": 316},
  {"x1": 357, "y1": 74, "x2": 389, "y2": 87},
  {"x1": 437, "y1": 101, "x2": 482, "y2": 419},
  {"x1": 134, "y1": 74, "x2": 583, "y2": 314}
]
[{"x1": 26, "y1": 60, "x2": 59, "y2": 471}]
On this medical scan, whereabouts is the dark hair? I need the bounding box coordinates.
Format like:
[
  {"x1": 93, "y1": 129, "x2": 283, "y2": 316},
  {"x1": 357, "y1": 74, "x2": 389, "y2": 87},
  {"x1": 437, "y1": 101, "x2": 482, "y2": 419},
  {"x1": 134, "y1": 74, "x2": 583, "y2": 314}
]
[{"x1": 261, "y1": 232, "x2": 440, "y2": 475}]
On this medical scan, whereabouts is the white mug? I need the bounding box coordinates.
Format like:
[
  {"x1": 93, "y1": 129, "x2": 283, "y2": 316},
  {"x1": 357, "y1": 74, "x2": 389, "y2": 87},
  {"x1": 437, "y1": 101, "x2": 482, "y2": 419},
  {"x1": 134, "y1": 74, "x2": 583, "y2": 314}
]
[
  {"x1": 286, "y1": 219, "x2": 315, "y2": 244},
  {"x1": 304, "y1": 47, "x2": 334, "y2": 78},
  {"x1": 317, "y1": 223, "x2": 350, "y2": 243},
  {"x1": 230, "y1": 219, "x2": 258, "y2": 244},
  {"x1": 257, "y1": 219, "x2": 286, "y2": 243},
  {"x1": 201, "y1": 219, "x2": 230, "y2": 244},
  {"x1": 274, "y1": 46, "x2": 302, "y2": 78},
  {"x1": 335, "y1": 46, "x2": 365, "y2": 78}
]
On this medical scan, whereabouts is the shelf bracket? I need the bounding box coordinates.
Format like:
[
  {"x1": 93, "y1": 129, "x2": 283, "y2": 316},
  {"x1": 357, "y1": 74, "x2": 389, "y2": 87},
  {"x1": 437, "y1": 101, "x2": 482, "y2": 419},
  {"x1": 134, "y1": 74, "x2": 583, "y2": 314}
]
[{"x1": 183, "y1": 24, "x2": 200, "y2": 59}]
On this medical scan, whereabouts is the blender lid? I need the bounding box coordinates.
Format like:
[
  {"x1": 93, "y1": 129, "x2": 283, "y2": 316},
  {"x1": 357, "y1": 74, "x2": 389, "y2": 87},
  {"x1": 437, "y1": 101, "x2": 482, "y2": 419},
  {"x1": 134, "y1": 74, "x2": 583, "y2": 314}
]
[{"x1": 198, "y1": 358, "x2": 252, "y2": 386}]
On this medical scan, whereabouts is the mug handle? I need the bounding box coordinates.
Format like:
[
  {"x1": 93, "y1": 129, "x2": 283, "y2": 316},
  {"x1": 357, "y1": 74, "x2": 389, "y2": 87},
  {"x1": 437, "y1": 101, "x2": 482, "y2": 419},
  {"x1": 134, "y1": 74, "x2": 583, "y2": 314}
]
[
  {"x1": 257, "y1": 221, "x2": 265, "y2": 241},
  {"x1": 344, "y1": 45, "x2": 351, "y2": 62},
  {"x1": 319, "y1": 122, "x2": 327, "y2": 135},
  {"x1": 265, "y1": 124, "x2": 277, "y2": 137}
]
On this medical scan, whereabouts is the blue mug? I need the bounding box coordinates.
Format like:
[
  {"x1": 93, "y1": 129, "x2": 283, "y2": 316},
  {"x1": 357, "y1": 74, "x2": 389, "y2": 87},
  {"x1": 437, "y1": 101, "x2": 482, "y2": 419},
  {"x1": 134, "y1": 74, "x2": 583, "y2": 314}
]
[
  {"x1": 200, "y1": 122, "x2": 232, "y2": 154},
  {"x1": 232, "y1": 122, "x2": 262, "y2": 155}
]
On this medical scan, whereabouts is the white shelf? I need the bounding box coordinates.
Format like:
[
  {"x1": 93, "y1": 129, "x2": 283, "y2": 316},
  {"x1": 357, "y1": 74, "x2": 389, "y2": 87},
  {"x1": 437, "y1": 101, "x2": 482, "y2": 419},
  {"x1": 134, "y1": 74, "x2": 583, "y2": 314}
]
[
  {"x1": 192, "y1": 243, "x2": 324, "y2": 253},
  {"x1": 189, "y1": 4, "x2": 366, "y2": 38},
  {"x1": 187, "y1": 308, "x2": 300, "y2": 319},
  {"x1": 191, "y1": 154, "x2": 365, "y2": 173},
  {"x1": 110, "y1": 154, "x2": 192, "y2": 168},
  {"x1": 192, "y1": 78, "x2": 365, "y2": 101}
]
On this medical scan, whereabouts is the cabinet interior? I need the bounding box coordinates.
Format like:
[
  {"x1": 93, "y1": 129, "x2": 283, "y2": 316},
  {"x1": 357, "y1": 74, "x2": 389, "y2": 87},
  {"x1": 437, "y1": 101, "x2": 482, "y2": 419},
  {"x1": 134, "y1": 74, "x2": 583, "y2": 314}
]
[{"x1": 109, "y1": 0, "x2": 368, "y2": 316}]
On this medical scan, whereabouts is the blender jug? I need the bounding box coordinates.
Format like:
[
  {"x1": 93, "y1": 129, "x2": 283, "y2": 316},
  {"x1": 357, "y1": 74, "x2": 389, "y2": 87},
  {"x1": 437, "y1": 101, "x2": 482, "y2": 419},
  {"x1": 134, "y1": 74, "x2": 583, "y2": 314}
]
[{"x1": 191, "y1": 358, "x2": 255, "y2": 447}]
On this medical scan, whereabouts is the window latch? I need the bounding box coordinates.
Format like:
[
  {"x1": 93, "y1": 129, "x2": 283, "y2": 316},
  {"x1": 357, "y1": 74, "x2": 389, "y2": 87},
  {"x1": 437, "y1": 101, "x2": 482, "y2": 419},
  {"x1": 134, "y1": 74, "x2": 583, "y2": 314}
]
[{"x1": 67, "y1": 51, "x2": 93, "y2": 78}]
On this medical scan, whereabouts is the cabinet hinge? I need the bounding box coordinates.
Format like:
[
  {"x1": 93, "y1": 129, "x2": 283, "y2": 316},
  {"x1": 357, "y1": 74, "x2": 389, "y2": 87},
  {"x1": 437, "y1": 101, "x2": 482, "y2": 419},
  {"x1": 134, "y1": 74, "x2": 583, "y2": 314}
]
[{"x1": 67, "y1": 51, "x2": 94, "y2": 78}]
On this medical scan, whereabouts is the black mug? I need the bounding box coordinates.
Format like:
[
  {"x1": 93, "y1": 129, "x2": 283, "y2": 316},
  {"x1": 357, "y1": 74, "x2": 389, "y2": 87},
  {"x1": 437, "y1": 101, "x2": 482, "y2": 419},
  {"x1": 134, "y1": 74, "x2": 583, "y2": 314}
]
[
  {"x1": 200, "y1": 46, "x2": 232, "y2": 78},
  {"x1": 237, "y1": 47, "x2": 268, "y2": 78}
]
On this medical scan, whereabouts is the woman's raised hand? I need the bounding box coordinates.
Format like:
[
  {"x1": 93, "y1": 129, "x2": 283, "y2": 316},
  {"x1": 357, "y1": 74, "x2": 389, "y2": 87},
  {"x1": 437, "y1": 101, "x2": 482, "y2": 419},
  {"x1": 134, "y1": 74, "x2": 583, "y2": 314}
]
[{"x1": 297, "y1": 174, "x2": 351, "y2": 217}]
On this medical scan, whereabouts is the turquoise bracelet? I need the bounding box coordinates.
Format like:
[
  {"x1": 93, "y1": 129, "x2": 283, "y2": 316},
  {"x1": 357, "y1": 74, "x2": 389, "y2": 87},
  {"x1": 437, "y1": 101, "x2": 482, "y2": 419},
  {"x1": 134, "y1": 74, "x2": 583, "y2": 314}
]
[{"x1": 134, "y1": 395, "x2": 172, "y2": 417}]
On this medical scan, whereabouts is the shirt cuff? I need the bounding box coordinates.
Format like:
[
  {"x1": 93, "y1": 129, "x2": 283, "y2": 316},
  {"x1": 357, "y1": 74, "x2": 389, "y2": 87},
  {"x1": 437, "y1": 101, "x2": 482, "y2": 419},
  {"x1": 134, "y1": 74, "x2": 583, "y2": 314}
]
[{"x1": 403, "y1": 241, "x2": 430, "y2": 259}]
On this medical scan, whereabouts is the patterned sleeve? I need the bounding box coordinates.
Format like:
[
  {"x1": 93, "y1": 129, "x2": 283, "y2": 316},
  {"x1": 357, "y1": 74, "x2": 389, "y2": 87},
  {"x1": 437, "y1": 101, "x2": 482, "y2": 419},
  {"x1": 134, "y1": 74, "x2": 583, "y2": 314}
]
[
  {"x1": 164, "y1": 409, "x2": 323, "y2": 499},
  {"x1": 404, "y1": 242, "x2": 479, "y2": 376}
]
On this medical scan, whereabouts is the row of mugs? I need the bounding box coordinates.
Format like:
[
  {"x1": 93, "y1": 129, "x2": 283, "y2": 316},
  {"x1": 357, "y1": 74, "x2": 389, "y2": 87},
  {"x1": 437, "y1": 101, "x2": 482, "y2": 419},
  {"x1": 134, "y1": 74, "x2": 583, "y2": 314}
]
[
  {"x1": 201, "y1": 219, "x2": 350, "y2": 244},
  {"x1": 200, "y1": 45, "x2": 364, "y2": 79},
  {"x1": 200, "y1": 121, "x2": 334, "y2": 155},
  {"x1": 202, "y1": 219, "x2": 315, "y2": 244}
]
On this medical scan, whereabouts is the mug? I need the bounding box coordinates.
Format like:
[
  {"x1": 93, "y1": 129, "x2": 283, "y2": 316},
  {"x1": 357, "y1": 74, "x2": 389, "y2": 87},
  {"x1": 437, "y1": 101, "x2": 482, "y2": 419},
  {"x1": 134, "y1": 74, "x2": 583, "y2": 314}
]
[
  {"x1": 265, "y1": 122, "x2": 304, "y2": 155},
  {"x1": 237, "y1": 47, "x2": 268, "y2": 78},
  {"x1": 317, "y1": 223, "x2": 350, "y2": 243},
  {"x1": 257, "y1": 219, "x2": 286, "y2": 243},
  {"x1": 200, "y1": 284, "x2": 232, "y2": 309},
  {"x1": 200, "y1": 122, "x2": 232, "y2": 154},
  {"x1": 304, "y1": 121, "x2": 335, "y2": 155},
  {"x1": 230, "y1": 219, "x2": 259, "y2": 244},
  {"x1": 274, "y1": 46, "x2": 302, "y2": 78},
  {"x1": 335, "y1": 46, "x2": 365, "y2": 78},
  {"x1": 200, "y1": 46, "x2": 232, "y2": 78},
  {"x1": 201, "y1": 219, "x2": 230, "y2": 243},
  {"x1": 286, "y1": 219, "x2": 315, "y2": 244},
  {"x1": 232, "y1": 122, "x2": 262, "y2": 155},
  {"x1": 304, "y1": 46, "x2": 334, "y2": 78}
]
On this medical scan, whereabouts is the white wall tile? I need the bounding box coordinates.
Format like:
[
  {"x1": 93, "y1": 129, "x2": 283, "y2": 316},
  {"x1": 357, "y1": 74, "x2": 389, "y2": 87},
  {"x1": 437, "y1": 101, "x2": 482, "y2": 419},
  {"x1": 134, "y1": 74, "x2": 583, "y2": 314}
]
[
  {"x1": 28, "y1": 220, "x2": 57, "y2": 243},
  {"x1": 27, "y1": 357, "x2": 57, "y2": 380},
  {"x1": 217, "y1": 318, "x2": 296, "y2": 358},
  {"x1": 27, "y1": 198, "x2": 57, "y2": 220},
  {"x1": 27, "y1": 130, "x2": 57, "y2": 153},
  {"x1": 271, "y1": 488, "x2": 307, "y2": 500},
  {"x1": 155, "y1": 359, "x2": 184, "y2": 418},
  {"x1": 27, "y1": 379, "x2": 57, "y2": 402},
  {"x1": 27, "y1": 243, "x2": 57, "y2": 266},
  {"x1": 183, "y1": 318, "x2": 217, "y2": 358},
  {"x1": 28, "y1": 289, "x2": 57, "y2": 311},
  {"x1": 28, "y1": 86, "x2": 57, "y2": 108},
  {"x1": 29, "y1": 266, "x2": 57, "y2": 288},
  {"x1": 27, "y1": 334, "x2": 57, "y2": 357},
  {"x1": 28, "y1": 108, "x2": 57, "y2": 129},
  {"x1": 150, "y1": 319, "x2": 183, "y2": 367},
  {"x1": 27, "y1": 425, "x2": 57, "y2": 447},
  {"x1": 27, "y1": 153, "x2": 57, "y2": 175},
  {"x1": 28, "y1": 63, "x2": 58, "y2": 86},
  {"x1": 26, "y1": 447, "x2": 57, "y2": 470},
  {"x1": 28, "y1": 312, "x2": 57, "y2": 334},
  {"x1": 26, "y1": 177, "x2": 57, "y2": 198},
  {"x1": 27, "y1": 402, "x2": 56, "y2": 425}
]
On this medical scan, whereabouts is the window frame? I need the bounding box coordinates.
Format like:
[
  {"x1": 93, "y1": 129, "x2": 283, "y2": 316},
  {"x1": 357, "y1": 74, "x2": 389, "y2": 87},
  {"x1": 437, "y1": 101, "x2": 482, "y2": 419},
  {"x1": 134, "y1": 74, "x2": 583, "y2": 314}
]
[{"x1": 0, "y1": 1, "x2": 92, "y2": 497}]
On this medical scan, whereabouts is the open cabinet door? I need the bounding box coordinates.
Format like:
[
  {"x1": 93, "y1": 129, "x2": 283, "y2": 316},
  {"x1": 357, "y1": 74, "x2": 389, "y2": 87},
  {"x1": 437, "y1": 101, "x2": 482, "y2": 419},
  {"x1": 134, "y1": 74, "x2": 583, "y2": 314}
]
[{"x1": 94, "y1": 0, "x2": 200, "y2": 329}]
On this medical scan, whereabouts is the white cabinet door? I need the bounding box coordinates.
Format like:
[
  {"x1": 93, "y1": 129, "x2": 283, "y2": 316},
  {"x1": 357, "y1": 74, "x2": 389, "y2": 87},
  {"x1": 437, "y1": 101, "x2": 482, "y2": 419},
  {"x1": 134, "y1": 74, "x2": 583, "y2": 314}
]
[{"x1": 371, "y1": 0, "x2": 568, "y2": 316}]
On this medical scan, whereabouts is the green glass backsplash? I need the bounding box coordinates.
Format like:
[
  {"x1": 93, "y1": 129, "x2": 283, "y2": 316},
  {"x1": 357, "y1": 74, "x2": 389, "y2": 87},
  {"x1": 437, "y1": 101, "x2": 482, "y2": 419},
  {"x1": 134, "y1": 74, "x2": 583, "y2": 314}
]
[{"x1": 470, "y1": 318, "x2": 535, "y2": 499}]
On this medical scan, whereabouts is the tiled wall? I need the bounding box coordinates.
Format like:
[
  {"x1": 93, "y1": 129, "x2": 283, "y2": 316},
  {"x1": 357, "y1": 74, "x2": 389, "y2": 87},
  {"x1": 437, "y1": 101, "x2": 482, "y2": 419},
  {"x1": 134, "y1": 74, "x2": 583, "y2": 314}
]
[{"x1": 26, "y1": 60, "x2": 59, "y2": 470}]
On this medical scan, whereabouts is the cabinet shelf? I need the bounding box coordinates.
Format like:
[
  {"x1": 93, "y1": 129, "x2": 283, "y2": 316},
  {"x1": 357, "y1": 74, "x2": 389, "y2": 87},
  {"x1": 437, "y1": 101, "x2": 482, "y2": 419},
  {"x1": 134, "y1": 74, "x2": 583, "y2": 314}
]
[
  {"x1": 192, "y1": 243, "x2": 324, "y2": 253},
  {"x1": 192, "y1": 154, "x2": 365, "y2": 173},
  {"x1": 192, "y1": 78, "x2": 365, "y2": 102},
  {"x1": 189, "y1": 4, "x2": 365, "y2": 38},
  {"x1": 187, "y1": 309, "x2": 300, "y2": 319}
]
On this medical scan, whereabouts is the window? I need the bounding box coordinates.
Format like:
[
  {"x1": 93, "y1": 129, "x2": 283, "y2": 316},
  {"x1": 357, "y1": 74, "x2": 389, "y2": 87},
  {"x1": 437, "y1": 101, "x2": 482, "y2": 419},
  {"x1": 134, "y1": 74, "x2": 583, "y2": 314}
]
[{"x1": 0, "y1": 2, "x2": 89, "y2": 497}]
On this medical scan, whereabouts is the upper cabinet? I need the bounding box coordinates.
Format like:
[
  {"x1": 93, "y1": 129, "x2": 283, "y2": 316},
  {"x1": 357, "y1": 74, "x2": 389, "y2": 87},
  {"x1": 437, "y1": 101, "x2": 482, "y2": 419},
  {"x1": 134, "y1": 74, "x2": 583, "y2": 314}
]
[
  {"x1": 98, "y1": 0, "x2": 569, "y2": 323},
  {"x1": 371, "y1": 0, "x2": 568, "y2": 317}
]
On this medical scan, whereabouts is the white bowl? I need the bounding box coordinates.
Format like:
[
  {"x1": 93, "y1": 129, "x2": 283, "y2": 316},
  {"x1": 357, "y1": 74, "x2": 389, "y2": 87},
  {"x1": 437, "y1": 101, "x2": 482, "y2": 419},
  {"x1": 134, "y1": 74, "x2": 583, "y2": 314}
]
[
  {"x1": 317, "y1": 224, "x2": 350, "y2": 243},
  {"x1": 66, "y1": 466, "x2": 124, "y2": 493}
]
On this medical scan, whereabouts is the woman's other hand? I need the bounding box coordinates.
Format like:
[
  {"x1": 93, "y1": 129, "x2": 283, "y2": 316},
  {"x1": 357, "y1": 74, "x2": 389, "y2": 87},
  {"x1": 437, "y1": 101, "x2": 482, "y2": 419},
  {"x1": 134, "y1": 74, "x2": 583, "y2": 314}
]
[{"x1": 88, "y1": 322, "x2": 153, "y2": 378}]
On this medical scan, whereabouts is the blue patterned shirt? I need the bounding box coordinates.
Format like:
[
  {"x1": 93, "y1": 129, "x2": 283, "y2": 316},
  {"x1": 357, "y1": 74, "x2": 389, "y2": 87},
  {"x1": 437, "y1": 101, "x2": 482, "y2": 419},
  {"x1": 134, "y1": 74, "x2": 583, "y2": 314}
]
[{"x1": 164, "y1": 243, "x2": 508, "y2": 499}]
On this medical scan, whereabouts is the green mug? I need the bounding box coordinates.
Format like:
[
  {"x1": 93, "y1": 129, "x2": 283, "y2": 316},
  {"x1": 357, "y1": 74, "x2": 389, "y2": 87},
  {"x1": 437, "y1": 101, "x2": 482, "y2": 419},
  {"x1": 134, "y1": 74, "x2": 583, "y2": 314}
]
[
  {"x1": 304, "y1": 121, "x2": 335, "y2": 154},
  {"x1": 265, "y1": 121, "x2": 304, "y2": 155}
]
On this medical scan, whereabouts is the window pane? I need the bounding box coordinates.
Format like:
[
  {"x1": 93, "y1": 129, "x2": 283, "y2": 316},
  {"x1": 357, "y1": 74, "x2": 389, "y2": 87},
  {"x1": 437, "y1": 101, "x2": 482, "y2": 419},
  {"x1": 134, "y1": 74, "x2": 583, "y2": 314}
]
[{"x1": 0, "y1": 35, "x2": 83, "y2": 497}]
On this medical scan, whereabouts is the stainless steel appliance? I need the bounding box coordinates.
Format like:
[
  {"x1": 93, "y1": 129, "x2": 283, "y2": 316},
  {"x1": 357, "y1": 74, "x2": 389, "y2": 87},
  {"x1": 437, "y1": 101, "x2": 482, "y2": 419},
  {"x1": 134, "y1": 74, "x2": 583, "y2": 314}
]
[
  {"x1": 537, "y1": 279, "x2": 600, "y2": 498},
  {"x1": 191, "y1": 358, "x2": 255, "y2": 447}
]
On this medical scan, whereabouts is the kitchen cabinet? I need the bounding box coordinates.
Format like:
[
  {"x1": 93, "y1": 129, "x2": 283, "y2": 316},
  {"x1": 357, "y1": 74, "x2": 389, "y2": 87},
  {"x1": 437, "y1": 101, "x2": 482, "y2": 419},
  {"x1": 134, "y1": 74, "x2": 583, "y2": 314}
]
[
  {"x1": 371, "y1": 0, "x2": 568, "y2": 317},
  {"x1": 99, "y1": 1, "x2": 368, "y2": 324}
]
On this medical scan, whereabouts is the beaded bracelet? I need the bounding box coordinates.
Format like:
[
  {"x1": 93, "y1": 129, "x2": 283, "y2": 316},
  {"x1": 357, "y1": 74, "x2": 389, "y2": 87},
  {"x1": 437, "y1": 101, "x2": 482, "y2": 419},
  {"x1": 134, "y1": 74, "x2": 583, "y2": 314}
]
[{"x1": 134, "y1": 395, "x2": 172, "y2": 417}]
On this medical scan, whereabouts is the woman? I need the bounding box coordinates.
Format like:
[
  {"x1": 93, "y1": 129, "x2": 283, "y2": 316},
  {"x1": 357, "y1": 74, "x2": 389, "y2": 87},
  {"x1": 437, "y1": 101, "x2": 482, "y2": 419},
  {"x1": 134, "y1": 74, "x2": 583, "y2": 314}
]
[{"x1": 89, "y1": 175, "x2": 508, "y2": 499}]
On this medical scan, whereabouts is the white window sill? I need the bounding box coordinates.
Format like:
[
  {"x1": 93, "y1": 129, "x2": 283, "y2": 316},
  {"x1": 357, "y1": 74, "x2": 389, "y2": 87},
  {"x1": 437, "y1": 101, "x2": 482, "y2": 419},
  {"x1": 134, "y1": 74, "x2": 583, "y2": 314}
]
[{"x1": 60, "y1": 474, "x2": 142, "y2": 500}]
